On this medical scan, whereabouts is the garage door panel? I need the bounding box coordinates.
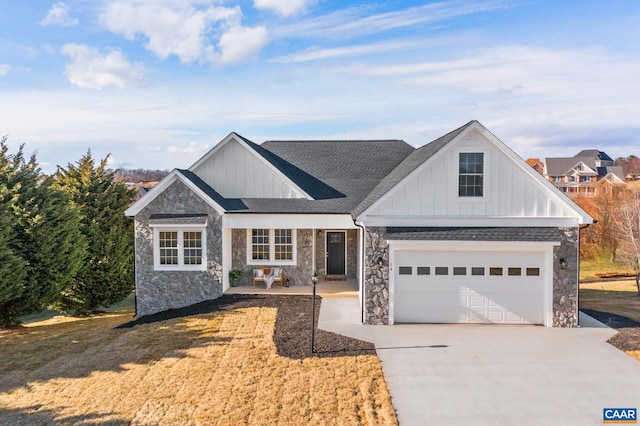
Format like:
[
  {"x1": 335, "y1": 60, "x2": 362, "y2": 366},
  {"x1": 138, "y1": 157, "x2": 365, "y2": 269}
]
[{"x1": 394, "y1": 249, "x2": 545, "y2": 324}]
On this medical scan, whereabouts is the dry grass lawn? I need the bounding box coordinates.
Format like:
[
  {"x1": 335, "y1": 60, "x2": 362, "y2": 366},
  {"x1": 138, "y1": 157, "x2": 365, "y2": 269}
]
[{"x1": 0, "y1": 306, "x2": 396, "y2": 425}]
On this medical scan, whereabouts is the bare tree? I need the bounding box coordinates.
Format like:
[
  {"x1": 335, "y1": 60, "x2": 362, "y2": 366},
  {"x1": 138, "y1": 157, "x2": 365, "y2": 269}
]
[{"x1": 617, "y1": 189, "x2": 640, "y2": 293}]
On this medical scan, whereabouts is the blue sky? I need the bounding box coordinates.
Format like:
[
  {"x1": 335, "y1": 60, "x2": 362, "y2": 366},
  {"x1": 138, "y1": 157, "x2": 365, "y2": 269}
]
[{"x1": 1, "y1": 0, "x2": 638, "y2": 173}]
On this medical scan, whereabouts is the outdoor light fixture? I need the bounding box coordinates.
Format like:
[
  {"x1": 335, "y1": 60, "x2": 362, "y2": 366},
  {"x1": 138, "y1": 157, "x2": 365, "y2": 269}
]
[
  {"x1": 310, "y1": 271, "x2": 319, "y2": 354},
  {"x1": 317, "y1": 230, "x2": 322, "y2": 237},
  {"x1": 559, "y1": 258, "x2": 567, "y2": 269},
  {"x1": 377, "y1": 257, "x2": 384, "y2": 267}
]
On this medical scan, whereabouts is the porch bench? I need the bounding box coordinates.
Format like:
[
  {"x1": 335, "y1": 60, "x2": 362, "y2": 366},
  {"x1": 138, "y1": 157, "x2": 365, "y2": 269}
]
[{"x1": 253, "y1": 267, "x2": 284, "y2": 288}]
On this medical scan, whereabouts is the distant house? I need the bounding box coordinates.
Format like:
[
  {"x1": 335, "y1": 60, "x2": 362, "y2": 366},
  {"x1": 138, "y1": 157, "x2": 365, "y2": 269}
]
[
  {"x1": 526, "y1": 158, "x2": 545, "y2": 175},
  {"x1": 125, "y1": 121, "x2": 592, "y2": 327},
  {"x1": 544, "y1": 150, "x2": 626, "y2": 197}
]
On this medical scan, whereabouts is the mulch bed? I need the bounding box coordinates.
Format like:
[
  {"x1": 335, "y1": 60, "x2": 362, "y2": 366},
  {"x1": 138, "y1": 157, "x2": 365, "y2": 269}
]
[
  {"x1": 118, "y1": 294, "x2": 375, "y2": 359},
  {"x1": 581, "y1": 309, "x2": 640, "y2": 352}
]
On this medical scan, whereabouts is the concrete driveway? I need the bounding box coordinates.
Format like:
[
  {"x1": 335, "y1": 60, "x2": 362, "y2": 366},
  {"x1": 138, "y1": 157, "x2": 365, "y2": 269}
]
[{"x1": 319, "y1": 298, "x2": 640, "y2": 426}]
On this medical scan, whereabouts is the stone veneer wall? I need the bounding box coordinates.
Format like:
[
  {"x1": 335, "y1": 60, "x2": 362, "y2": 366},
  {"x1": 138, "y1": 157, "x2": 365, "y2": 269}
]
[
  {"x1": 315, "y1": 231, "x2": 326, "y2": 277},
  {"x1": 232, "y1": 229, "x2": 314, "y2": 286},
  {"x1": 363, "y1": 226, "x2": 581, "y2": 327},
  {"x1": 364, "y1": 227, "x2": 389, "y2": 325},
  {"x1": 552, "y1": 227, "x2": 579, "y2": 327},
  {"x1": 346, "y1": 229, "x2": 358, "y2": 278},
  {"x1": 134, "y1": 179, "x2": 223, "y2": 317}
]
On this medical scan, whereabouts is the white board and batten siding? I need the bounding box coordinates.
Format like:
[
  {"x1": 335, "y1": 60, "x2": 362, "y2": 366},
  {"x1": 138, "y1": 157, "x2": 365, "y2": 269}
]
[
  {"x1": 191, "y1": 137, "x2": 308, "y2": 199},
  {"x1": 365, "y1": 128, "x2": 578, "y2": 226}
]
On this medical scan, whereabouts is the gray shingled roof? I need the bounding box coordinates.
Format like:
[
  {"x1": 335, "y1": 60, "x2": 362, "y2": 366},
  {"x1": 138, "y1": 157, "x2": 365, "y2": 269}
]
[
  {"x1": 243, "y1": 139, "x2": 415, "y2": 213},
  {"x1": 237, "y1": 135, "x2": 344, "y2": 200},
  {"x1": 545, "y1": 149, "x2": 615, "y2": 176},
  {"x1": 351, "y1": 120, "x2": 477, "y2": 217},
  {"x1": 177, "y1": 169, "x2": 247, "y2": 211},
  {"x1": 545, "y1": 157, "x2": 597, "y2": 175},
  {"x1": 181, "y1": 121, "x2": 489, "y2": 215},
  {"x1": 576, "y1": 149, "x2": 613, "y2": 162},
  {"x1": 606, "y1": 166, "x2": 625, "y2": 178},
  {"x1": 386, "y1": 227, "x2": 561, "y2": 242}
]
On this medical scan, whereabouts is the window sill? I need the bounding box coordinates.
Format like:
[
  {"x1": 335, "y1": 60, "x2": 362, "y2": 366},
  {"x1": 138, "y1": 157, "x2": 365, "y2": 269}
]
[{"x1": 154, "y1": 265, "x2": 207, "y2": 272}]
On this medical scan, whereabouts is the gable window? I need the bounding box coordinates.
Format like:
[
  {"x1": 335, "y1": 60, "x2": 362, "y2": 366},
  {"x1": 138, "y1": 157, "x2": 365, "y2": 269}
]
[
  {"x1": 459, "y1": 153, "x2": 484, "y2": 197},
  {"x1": 153, "y1": 227, "x2": 206, "y2": 271},
  {"x1": 248, "y1": 229, "x2": 296, "y2": 265}
]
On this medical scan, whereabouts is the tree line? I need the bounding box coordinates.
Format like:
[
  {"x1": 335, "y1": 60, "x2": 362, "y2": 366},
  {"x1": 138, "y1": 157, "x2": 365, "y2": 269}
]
[
  {"x1": 0, "y1": 136, "x2": 134, "y2": 327},
  {"x1": 615, "y1": 155, "x2": 640, "y2": 178},
  {"x1": 575, "y1": 186, "x2": 640, "y2": 292}
]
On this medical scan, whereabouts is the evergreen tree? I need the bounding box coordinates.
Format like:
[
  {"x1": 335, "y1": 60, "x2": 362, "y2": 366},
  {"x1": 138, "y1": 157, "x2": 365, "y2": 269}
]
[
  {"x1": 55, "y1": 151, "x2": 135, "y2": 314},
  {"x1": 0, "y1": 137, "x2": 86, "y2": 326},
  {"x1": 0, "y1": 181, "x2": 27, "y2": 327}
]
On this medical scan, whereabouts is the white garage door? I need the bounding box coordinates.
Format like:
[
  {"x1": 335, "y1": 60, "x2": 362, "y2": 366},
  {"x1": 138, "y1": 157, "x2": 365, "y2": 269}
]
[{"x1": 393, "y1": 250, "x2": 545, "y2": 324}]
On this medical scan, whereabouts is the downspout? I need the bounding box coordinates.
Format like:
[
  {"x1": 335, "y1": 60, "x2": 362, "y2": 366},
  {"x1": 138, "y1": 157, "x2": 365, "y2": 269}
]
[
  {"x1": 133, "y1": 220, "x2": 138, "y2": 318},
  {"x1": 353, "y1": 218, "x2": 366, "y2": 325}
]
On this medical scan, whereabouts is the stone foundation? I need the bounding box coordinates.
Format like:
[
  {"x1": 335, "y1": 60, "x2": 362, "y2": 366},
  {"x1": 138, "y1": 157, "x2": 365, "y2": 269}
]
[
  {"x1": 364, "y1": 227, "x2": 389, "y2": 324},
  {"x1": 552, "y1": 227, "x2": 579, "y2": 327}
]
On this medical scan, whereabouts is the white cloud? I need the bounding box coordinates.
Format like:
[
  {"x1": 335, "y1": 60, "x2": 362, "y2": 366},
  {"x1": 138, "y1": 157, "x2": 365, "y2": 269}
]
[
  {"x1": 60, "y1": 43, "x2": 144, "y2": 89},
  {"x1": 167, "y1": 141, "x2": 210, "y2": 155},
  {"x1": 253, "y1": 0, "x2": 316, "y2": 17},
  {"x1": 216, "y1": 25, "x2": 268, "y2": 65},
  {"x1": 0, "y1": 64, "x2": 11, "y2": 76},
  {"x1": 101, "y1": 0, "x2": 266, "y2": 65},
  {"x1": 273, "y1": 0, "x2": 508, "y2": 39},
  {"x1": 40, "y1": 2, "x2": 78, "y2": 26},
  {"x1": 273, "y1": 38, "x2": 459, "y2": 63}
]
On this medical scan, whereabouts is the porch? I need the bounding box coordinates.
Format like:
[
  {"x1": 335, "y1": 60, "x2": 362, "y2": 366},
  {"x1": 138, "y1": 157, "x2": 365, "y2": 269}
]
[{"x1": 225, "y1": 277, "x2": 359, "y2": 298}]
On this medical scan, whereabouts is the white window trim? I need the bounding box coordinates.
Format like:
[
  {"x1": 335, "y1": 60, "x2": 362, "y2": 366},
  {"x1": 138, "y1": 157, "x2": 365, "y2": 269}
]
[
  {"x1": 151, "y1": 225, "x2": 207, "y2": 271},
  {"x1": 457, "y1": 150, "x2": 488, "y2": 201},
  {"x1": 246, "y1": 228, "x2": 297, "y2": 266}
]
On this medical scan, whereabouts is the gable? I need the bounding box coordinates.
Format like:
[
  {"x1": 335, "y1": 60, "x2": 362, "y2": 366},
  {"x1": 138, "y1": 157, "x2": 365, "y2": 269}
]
[
  {"x1": 190, "y1": 134, "x2": 310, "y2": 199},
  {"x1": 359, "y1": 124, "x2": 592, "y2": 226},
  {"x1": 125, "y1": 169, "x2": 227, "y2": 217}
]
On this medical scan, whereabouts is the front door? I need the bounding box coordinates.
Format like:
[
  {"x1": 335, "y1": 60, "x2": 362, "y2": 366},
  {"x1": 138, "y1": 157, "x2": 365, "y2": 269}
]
[{"x1": 326, "y1": 231, "x2": 346, "y2": 275}]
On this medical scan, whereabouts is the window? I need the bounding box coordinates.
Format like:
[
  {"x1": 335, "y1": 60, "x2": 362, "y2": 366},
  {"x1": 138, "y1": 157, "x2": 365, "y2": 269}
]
[
  {"x1": 435, "y1": 267, "x2": 448, "y2": 275},
  {"x1": 251, "y1": 229, "x2": 270, "y2": 261},
  {"x1": 399, "y1": 266, "x2": 412, "y2": 275},
  {"x1": 553, "y1": 176, "x2": 562, "y2": 182},
  {"x1": 248, "y1": 229, "x2": 296, "y2": 265},
  {"x1": 459, "y1": 153, "x2": 484, "y2": 197},
  {"x1": 526, "y1": 268, "x2": 540, "y2": 276},
  {"x1": 489, "y1": 267, "x2": 503, "y2": 276},
  {"x1": 153, "y1": 228, "x2": 206, "y2": 271},
  {"x1": 417, "y1": 267, "x2": 430, "y2": 275},
  {"x1": 453, "y1": 267, "x2": 466, "y2": 276},
  {"x1": 508, "y1": 267, "x2": 522, "y2": 276},
  {"x1": 471, "y1": 267, "x2": 485, "y2": 276},
  {"x1": 274, "y1": 229, "x2": 293, "y2": 261}
]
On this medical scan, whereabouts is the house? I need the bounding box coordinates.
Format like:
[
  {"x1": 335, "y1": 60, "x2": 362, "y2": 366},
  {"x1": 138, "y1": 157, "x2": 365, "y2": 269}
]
[
  {"x1": 525, "y1": 158, "x2": 545, "y2": 175},
  {"x1": 544, "y1": 150, "x2": 626, "y2": 197},
  {"x1": 125, "y1": 120, "x2": 593, "y2": 327}
]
